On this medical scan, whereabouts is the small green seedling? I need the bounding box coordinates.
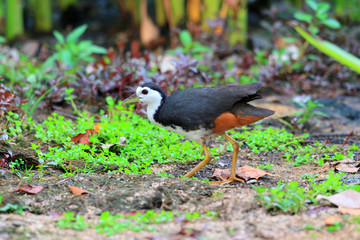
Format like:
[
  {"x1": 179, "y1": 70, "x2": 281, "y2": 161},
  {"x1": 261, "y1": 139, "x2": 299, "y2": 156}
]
[
  {"x1": 255, "y1": 171, "x2": 360, "y2": 214},
  {"x1": 57, "y1": 212, "x2": 87, "y2": 230},
  {"x1": 258, "y1": 163, "x2": 274, "y2": 170},
  {"x1": 0, "y1": 196, "x2": 27, "y2": 214},
  {"x1": 167, "y1": 30, "x2": 211, "y2": 60},
  {"x1": 293, "y1": 99, "x2": 328, "y2": 125},
  {"x1": 294, "y1": 0, "x2": 341, "y2": 35}
]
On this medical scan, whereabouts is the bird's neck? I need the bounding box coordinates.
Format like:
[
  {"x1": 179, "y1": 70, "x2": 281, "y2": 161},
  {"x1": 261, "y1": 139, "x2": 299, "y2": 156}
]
[{"x1": 146, "y1": 95, "x2": 166, "y2": 124}]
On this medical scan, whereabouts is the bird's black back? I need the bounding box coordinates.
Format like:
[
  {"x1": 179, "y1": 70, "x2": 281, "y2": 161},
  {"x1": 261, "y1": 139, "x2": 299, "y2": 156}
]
[{"x1": 153, "y1": 82, "x2": 267, "y2": 131}]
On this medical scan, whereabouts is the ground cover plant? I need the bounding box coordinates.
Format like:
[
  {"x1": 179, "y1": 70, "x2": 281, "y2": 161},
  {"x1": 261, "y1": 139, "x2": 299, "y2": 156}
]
[{"x1": 0, "y1": 0, "x2": 360, "y2": 239}]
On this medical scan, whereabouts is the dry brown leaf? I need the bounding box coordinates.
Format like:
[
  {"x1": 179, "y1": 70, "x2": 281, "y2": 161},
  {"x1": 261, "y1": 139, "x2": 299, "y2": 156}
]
[
  {"x1": 15, "y1": 185, "x2": 44, "y2": 194},
  {"x1": 324, "y1": 215, "x2": 342, "y2": 225},
  {"x1": 316, "y1": 190, "x2": 360, "y2": 209},
  {"x1": 212, "y1": 165, "x2": 279, "y2": 181},
  {"x1": 334, "y1": 158, "x2": 360, "y2": 173},
  {"x1": 235, "y1": 165, "x2": 280, "y2": 181},
  {"x1": 211, "y1": 169, "x2": 230, "y2": 180},
  {"x1": 68, "y1": 185, "x2": 90, "y2": 195},
  {"x1": 335, "y1": 163, "x2": 359, "y2": 173},
  {"x1": 70, "y1": 129, "x2": 98, "y2": 144},
  {"x1": 339, "y1": 206, "x2": 360, "y2": 216}
]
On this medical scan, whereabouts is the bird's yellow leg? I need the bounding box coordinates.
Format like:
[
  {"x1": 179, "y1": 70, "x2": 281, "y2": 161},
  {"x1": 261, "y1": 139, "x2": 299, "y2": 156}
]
[
  {"x1": 184, "y1": 143, "x2": 211, "y2": 178},
  {"x1": 212, "y1": 133, "x2": 244, "y2": 184}
]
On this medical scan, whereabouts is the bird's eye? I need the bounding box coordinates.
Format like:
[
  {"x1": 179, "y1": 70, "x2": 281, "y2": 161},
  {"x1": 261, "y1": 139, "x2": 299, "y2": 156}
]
[{"x1": 142, "y1": 89, "x2": 148, "y2": 95}]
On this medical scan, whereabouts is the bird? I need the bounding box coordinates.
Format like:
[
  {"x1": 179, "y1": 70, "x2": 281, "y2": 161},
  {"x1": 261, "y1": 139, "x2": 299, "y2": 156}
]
[{"x1": 121, "y1": 82, "x2": 274, "y2": 183}]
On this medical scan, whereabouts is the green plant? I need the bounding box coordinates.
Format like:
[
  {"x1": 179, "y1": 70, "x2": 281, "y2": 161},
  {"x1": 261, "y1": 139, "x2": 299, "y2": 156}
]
[
  {"x1": 258, "y1": 163, "x2": 274, "y2": 170},
  {"x1": 212, "y1": 192, "x2": 224, "y2": 198},
  {"x1": 230, "y1": 126, "x2": 353, "y2": 167},
  {"x1": 255, "y1": 171, "x2": 360, "y2": 214},
  {"x1": 0, "y1": 196, "x2": 27, "y2": 214},
  {"x1": 9, "y1": 158, "x2": 24, "y2": 171},
  {"x1": 292, "y1": 23, "x2": 360, "y2": 74},
  {"x1": 294, "y1": 0, "x2": 341, "y2": 35},
  {"x1": 303, "y1": 224, "x2": 315, "y2": 230},
  {"x1": 301, "y1": 173, "x2": 319, "y2": 180},
  {"x1": 45, "y1": 24, "x2": 106, "y2": 67},
  {"x1": 327, "y1": 221, "x2": 343, "y2": 232},
  {"x1": 5, "y1": 112, "x2": 24, "y2": 136},
  {"x1": 239, "y1": 75, "x2": 257, "y2": 85},
  {"x1": 254, "y1": 181, "x2": 307, "y2": 214},
  {"x1": 96, "y1": 210, "x2": 175, "y2": 235},
  {"x1": 33, "y1": 102, "x2": 202, "y2": 175},
  {"x1": 309, "y1": 171, "x2": 360, "y2": 201},
  {"x1": 168, "y1": 30, "x2": 211, "y2": 60},
  {"x1": 64, "y1": 88, "x2": 81, "y2": 116},
  {"x1": 293, "y1": 100, "x2": 328, "y2": 125},
  {"x1": 291, "y1": 0, "x2": 360, "y2": 73},
  {"x1": 230, "y1": 126, "x2": 308, "y2": 153},
  {"x1": 57, "y1": 212, "x2": 87, "y2": 230},
  {"x1": 32, "y1": 112, "x2": 94, "y2": 144},
  {"x1": 157, "y1": 171, "x2": 175, "y2": 178}
]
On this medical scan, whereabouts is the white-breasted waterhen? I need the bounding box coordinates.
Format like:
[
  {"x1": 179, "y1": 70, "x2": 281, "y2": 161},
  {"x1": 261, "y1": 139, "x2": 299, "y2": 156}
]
[{"x1": 122, "y1": 82, "x2": 274, "y2": 183}]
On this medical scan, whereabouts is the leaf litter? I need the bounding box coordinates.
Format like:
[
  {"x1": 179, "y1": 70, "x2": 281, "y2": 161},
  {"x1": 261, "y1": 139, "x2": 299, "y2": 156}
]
[{"x1": 212, "y1": 164, "x2": 280, "y2": 181}]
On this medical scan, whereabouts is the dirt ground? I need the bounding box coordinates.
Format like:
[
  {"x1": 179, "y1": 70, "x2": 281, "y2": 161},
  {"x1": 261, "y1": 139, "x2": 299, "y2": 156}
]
[{"x1": 1, "y1": 96, "x2": 360, "y2": 240}]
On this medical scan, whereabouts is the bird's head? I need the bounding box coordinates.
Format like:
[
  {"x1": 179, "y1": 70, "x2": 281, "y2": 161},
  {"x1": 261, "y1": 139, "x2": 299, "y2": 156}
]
[{"x1": 121, "y1": 82, "x2": 167, "y2": 106}]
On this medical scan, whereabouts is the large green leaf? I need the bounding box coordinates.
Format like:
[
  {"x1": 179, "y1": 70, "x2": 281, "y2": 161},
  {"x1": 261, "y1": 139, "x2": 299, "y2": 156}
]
[
  {"x1": 293, "y1": 25, "x2": 360, "y2": 74},
  {"x1": 294, "y1": 12, "x2": 313, "y2": 23},
  {"x1": 306, "y1": 0, "x2": 318, "y2": 11},
  {"x1": 53, "y1": 31, "x2": 65, "y2": 44},
  {"x1": 321, "y1": 19, "x2": 341, "y2": 29},
  {"x1": 179, "y1": 30, "x2": 193, "y2": 49},
  {"x1": 66, "y1": 24, "x2": 88, "y2": 43}
]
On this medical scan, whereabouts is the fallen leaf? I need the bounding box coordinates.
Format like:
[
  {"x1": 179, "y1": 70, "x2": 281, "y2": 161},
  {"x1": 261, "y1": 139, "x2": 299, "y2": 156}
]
[
  {"x1": 339, "y1": 206, "x2": 360, "y2": 216},
  {"x1": 212, "y1": 169, "x2": 230, "y2": 180},
  {"x1": 15, "y1": 185, "x2": 44, "y2": 194},
  {"x1": 68, "y1": 185, "x2": 90, "y2": 195},
  {"x1": 316, "y1": 190, "x2": 360, "y2": 209},
  {"x1": 335, "y1": 163, "x2": 359, "y2": 173},
  {"x1": 101, "y1": 137, "x2": 127, "y2": 149},
  {"x1": 324, "y1": 215, "x2": 342, "y2": 225},
  {"x1": 235, "y1": 165, "x2": 280, "y2": 181},
  {"x1": 70, "y1": 129, "x2": 98, "y2": 144},
  {"x1": 212, "y1": 165, "x2": 279, "y2": 181},
  {"x1": 93, "y1": 124, "x2": 101, "y2": 133}
]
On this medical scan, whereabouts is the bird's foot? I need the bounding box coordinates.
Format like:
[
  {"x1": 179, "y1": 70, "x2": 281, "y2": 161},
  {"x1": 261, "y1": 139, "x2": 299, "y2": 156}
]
[{"x1": 210, "y1": 176, "x2": 245, "y2": 184}]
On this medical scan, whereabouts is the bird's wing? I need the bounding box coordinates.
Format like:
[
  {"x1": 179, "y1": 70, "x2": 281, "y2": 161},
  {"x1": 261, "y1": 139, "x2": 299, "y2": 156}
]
[{"x1": 157, "y1": 83, "x2": 262, "y2": 131}]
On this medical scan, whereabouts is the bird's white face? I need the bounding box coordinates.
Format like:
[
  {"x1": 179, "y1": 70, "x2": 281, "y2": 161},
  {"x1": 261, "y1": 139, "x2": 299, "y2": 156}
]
[{"x1": 136, "y1": 86, "x2": 162, "y2": 105}]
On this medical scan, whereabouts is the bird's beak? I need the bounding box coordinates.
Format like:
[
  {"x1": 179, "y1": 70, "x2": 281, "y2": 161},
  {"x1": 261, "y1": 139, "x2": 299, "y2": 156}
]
[{"x1": 121, "y1": 93, "x2": 139, "y2": 105}]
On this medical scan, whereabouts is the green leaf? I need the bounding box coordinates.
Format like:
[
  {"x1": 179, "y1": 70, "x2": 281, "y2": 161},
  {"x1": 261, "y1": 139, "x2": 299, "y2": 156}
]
[
  {"x1": 179, "y1": 30, "x2": 192, "y2": 49},
  {"x1": 88, "y1": 45, "x2": 107, "y2": 54},
  {"x1": 294, "y1": 12, "x2": 313, "y2": 23},
  {"x1": 316, "y1": 12, "x2": 328, "y2": 20},
  {"x1": 308, "y1": 25, "x2": 319, "y2": 35},
  {"x1": 306, "y1": 0, "x2": 318, "y2": 11},
  {"x1": 293, "y1": 25, "x2": 360, "y2": 74},
  {"x1": 192, "y1": 45, "x2": 211, "y2": 53},
  {"x1": 66, "y1": 24, "x2": 88, "y2": 43},
  {"x1": 60, "y1": 50, "x2": 73, "y2": 65},
  {"x1": 317, "y1": 3, "x2": 330, "y2": 14},
  {"x1": 321, "y1": 19, "x2": 341, "y2": 29},
  {"x1": 0, "y1": 36, "x2": 6, "y2": 43},
  {"x1": 53, "y1": 31, "x2": 65, "y2": 44}
]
